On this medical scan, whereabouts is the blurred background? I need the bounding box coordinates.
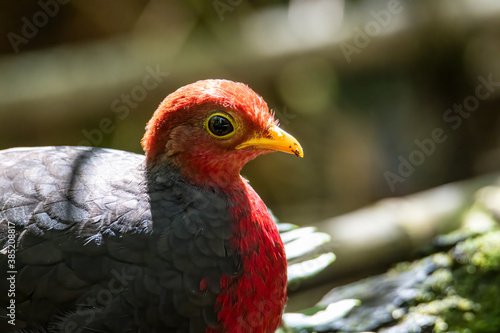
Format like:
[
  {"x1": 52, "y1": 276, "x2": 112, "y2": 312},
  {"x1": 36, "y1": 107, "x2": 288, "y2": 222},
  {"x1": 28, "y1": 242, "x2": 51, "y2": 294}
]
[{"x1": 1, "y1": 0, "x2": 499, "y2": 227}]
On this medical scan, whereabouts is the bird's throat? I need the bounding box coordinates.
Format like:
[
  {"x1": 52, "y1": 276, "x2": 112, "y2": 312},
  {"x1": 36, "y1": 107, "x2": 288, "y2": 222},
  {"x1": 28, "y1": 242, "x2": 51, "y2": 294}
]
[{"x1": 168, "y1": 149, "x2": 264, "y2": 190}]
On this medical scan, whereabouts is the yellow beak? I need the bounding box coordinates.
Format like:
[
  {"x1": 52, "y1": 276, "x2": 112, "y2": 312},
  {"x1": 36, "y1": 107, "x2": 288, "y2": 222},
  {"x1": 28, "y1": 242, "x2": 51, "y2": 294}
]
[{"x1": 235, "y1": 125, "x2": 304, "y2": 157}]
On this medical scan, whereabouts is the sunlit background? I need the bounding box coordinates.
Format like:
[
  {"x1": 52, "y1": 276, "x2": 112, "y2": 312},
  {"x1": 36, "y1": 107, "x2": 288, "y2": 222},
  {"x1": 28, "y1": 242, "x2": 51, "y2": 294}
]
[{"x1": 1, "y1": 0, "x2": 499, "y2": 227}]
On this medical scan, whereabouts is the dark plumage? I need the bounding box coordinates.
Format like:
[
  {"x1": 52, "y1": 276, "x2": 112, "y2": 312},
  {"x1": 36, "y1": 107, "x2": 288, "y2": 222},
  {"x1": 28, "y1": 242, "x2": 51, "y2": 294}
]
[{"x1": 1, "y1": 147, "x2": 235, "y2": 332}]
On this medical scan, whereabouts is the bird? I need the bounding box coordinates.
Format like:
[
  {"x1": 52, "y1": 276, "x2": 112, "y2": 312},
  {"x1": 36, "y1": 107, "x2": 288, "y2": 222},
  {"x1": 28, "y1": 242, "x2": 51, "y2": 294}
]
[{"x1": 0, "y1": 79, "x2": 303, "y2": 333}]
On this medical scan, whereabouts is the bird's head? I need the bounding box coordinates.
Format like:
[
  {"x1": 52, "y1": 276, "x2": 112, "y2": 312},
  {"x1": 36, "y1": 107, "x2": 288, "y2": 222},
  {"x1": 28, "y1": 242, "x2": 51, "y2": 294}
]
[{"x1": 142, "y1": 79, "x2": 303, "y2": 188}]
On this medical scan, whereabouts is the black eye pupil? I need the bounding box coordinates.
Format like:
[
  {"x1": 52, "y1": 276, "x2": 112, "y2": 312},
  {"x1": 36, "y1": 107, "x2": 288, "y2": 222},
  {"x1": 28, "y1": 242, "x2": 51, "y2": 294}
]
[{"x1": 208, "y1": 115, "x2": 233, "y2": 136}]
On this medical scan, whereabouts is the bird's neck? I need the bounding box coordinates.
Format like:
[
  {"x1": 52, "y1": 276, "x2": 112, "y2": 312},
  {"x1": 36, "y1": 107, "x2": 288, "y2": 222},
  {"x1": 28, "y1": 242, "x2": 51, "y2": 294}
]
[
  {"x1": 213, "y1": 180, "x2": 288, "y2": 332},
  {"x1": 181, "y1": 159, "x2": 244, "y2": 190},
  {"x1": 149, "y1": 149, "x2": 265, "y2": 190}
]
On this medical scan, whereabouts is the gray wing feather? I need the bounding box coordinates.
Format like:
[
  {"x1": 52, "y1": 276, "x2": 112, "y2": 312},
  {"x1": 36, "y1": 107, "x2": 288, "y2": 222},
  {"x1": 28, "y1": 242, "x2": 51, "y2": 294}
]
[{"x1": 0, "y1": 146, "x2": 240, "y2": 332}]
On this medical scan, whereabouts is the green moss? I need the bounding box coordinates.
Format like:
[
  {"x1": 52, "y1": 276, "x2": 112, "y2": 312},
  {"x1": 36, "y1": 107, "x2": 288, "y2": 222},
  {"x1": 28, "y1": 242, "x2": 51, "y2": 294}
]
[
  {"x1": 455, "y1": 231, "x2": 500, "y2": 271},
  {"x1": 414, "y1": 230, "x2": 500, "y2": 332}
]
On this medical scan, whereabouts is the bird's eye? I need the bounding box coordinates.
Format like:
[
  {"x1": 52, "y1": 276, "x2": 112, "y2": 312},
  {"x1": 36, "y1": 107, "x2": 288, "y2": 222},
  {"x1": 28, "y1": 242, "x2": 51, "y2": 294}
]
[{"x1": 206, "y1": 113, "x2": 235, "y2": 138}]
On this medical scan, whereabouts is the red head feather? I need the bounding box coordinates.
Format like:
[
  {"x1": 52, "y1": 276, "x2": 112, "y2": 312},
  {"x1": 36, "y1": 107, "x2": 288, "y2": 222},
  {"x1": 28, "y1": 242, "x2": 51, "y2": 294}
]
[{"x1": 141, "y1": 79, "x2": 280, "y2": 187}]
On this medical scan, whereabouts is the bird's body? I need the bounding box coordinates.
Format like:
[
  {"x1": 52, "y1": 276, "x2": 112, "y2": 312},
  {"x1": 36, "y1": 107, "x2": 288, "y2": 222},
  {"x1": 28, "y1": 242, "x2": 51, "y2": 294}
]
[{"x1": 0, "y1": 80, "x2": 302, "y2": 332}]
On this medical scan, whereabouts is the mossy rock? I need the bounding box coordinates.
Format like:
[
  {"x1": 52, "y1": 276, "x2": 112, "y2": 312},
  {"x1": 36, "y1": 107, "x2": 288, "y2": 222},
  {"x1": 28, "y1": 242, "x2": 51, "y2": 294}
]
[{"x1": 282, "y1": 214, "x2": 500, "y2": 332}]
